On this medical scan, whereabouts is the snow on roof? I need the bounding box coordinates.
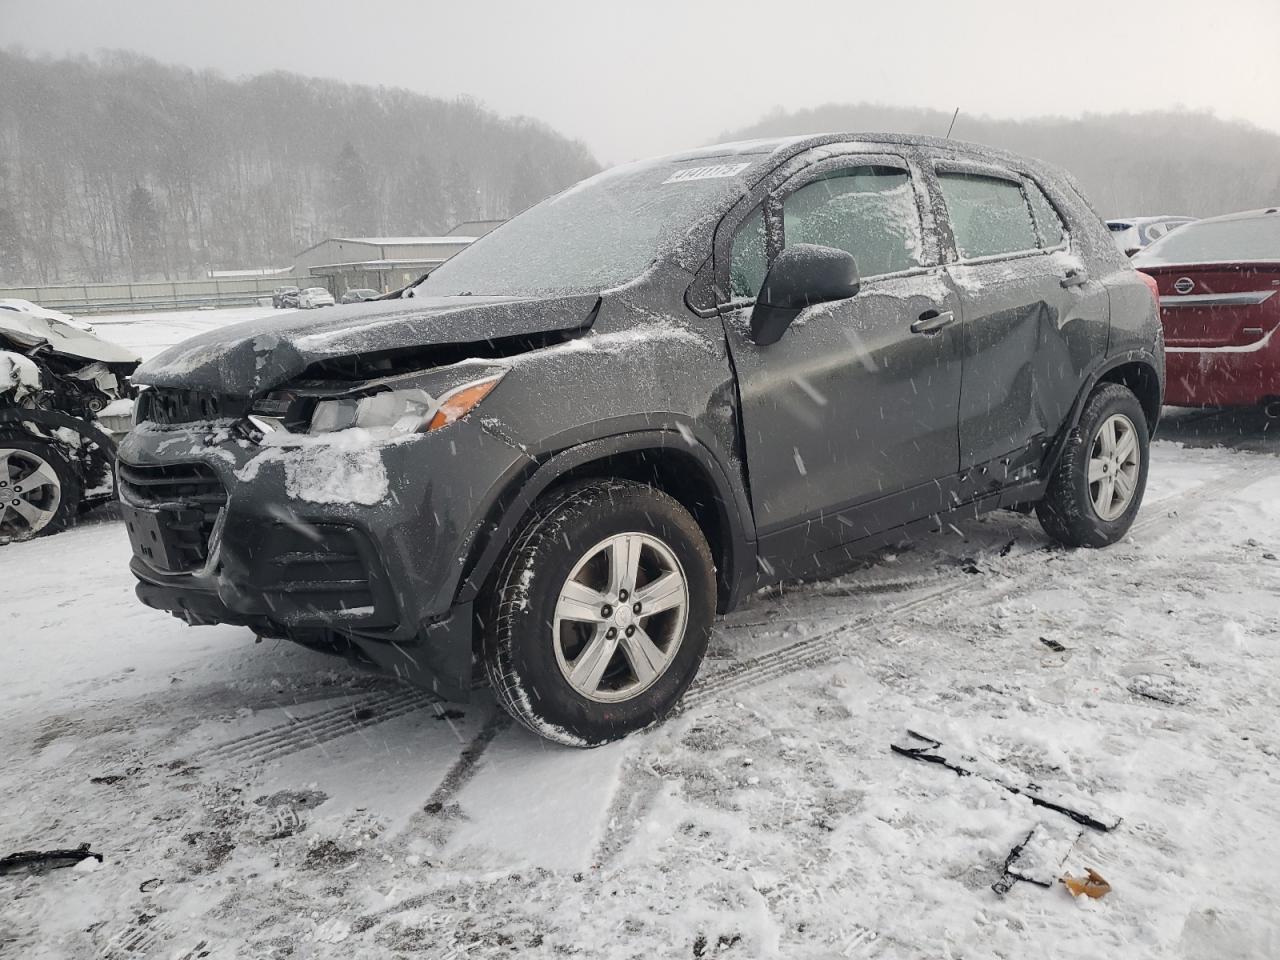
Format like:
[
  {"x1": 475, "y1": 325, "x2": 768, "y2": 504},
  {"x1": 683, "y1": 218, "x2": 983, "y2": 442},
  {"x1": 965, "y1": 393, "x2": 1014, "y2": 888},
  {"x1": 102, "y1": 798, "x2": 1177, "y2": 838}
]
[
  {"x1": 207, "y1": 267, "x2": 292, "y2": 278},
  {"x1": 334, "y1": 236, "x2": 476, "y2": 246},
  {"x1": 309, "y1": 257, "x2": 448, "y2": 271},
  {"x1": 1192, "y1": 206, "x2": 1280, "y2": 224},
  {"x1": 447, "y1": 219, "x2": 505, "y2": 236},
  {"x1": 1106, "y1": 216, "x2": 1194, "y2": 226}
]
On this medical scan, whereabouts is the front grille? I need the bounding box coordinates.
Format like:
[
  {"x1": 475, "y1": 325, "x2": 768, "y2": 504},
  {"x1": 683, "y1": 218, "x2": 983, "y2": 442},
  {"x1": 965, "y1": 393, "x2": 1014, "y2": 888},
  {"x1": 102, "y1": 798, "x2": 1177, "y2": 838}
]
[
  {"x1": 139, "y1": 388, "x2": 252, "y2": 426},
  {"x1": 119, "y1": 461, "x2": 228, "y2": 572}
]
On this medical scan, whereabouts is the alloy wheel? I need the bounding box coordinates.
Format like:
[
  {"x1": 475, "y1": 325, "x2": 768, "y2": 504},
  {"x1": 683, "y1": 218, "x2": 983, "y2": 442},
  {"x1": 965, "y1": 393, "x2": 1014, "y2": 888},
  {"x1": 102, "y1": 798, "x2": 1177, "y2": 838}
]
[
  {"x1": 552, "y1": 532, "x2": 690, "y2": 703},
  {"x1": 0, "y1": 447, "x2": 63, "y2": 539},
  {"x1": 1087, "y1": 413, "x2": 1141, "y2": 522}
]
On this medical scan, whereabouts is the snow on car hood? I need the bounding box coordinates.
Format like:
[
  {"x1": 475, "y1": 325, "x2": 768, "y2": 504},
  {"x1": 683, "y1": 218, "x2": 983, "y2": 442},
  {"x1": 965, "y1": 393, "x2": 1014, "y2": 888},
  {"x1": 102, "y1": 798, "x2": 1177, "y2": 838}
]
[
  {"x1": 0, "y1": 311, "x2": 140, "y2": 365},
  {"x1": 134, "y1": 293, "x2": 601, "y2": 395}
]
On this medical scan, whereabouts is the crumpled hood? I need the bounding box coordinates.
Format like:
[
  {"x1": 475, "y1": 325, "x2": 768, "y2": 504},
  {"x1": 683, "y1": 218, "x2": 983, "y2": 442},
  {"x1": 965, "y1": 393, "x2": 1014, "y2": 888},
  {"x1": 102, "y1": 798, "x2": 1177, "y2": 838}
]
[
  {"x1": 134, "y1": 293, "x2": 600, "y2": 395},
  {"x1": 0, "y1": 312, "x2": 141, "y2": 366}
]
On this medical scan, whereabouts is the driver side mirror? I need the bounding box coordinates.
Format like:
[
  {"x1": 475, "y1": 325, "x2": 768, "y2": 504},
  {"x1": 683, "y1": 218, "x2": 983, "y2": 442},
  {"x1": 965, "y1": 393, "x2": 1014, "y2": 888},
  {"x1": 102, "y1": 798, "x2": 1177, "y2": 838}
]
[{"x1": 749, "y1": 244, "x2": 861, "y2": 346}]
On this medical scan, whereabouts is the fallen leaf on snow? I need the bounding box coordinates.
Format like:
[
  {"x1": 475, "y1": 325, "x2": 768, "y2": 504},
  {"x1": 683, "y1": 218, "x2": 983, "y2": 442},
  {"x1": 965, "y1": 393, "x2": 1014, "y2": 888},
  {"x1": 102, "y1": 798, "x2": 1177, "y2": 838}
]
[{"x1": 1061, "y1": 868, "x2": 1111, "y2": 899}]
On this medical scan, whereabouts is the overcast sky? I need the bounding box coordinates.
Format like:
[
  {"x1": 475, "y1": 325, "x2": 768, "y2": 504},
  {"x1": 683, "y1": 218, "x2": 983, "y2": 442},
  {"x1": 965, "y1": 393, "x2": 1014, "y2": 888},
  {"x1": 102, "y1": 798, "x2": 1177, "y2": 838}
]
[{"x1": 5, "y1": 0, "x2": 1280, "y2": 163}]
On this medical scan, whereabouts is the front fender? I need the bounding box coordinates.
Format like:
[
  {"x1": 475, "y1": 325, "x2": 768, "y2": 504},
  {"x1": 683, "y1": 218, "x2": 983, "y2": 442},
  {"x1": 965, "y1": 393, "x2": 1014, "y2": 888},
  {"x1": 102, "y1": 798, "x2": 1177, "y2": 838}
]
[{"x1": 455, "y1": 422, "x2": 756, "y2": 612}]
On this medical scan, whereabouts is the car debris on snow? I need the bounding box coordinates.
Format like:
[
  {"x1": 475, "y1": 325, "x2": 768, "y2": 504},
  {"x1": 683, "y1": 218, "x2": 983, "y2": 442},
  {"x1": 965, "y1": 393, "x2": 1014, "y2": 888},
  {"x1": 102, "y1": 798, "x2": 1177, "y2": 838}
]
[
  {"x1": 991, "y1": 822, "x2": 1083, "y2": 895},
  {"x1": 890, "y1": 729, "x2": 1122, "y2": 831},
  {"x1": 0, "y1": 842, "x2": 102, "y2": 875}
]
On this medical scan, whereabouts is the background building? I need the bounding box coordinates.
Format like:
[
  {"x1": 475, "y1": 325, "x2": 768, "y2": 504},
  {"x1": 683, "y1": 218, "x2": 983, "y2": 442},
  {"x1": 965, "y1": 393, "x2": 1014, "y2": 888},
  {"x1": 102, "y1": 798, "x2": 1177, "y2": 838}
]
[
  {"x1": 294, "y1": 235, "x2": 475, "y2": 296},
  {"x1": 293, "y1": 220, "x2": 505, "y2": 295},
  {"x1": 0, "y1": 222, "x2": 504, "y2": 313}
]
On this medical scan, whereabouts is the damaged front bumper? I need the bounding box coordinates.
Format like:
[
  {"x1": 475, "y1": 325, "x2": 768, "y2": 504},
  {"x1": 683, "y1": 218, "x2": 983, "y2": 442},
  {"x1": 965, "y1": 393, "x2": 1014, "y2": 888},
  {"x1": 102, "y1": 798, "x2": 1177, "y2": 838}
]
[{"x1": 117, "y1": 417, "x2": 526, "y2": 701}]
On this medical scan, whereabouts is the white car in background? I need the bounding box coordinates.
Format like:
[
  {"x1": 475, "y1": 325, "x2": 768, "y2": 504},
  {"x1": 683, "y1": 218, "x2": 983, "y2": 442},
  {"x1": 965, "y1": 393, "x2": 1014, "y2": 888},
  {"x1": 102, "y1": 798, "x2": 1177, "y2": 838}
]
[
  {"x1": 1106, "y1": 216, "x2": 1196, "y2": 257},
  {"x1": 0, "y1": 298, "x2": 95, "y2": 333},
  {"x1": 296, "y1": 287, "x2": 335, "y2": 309}
]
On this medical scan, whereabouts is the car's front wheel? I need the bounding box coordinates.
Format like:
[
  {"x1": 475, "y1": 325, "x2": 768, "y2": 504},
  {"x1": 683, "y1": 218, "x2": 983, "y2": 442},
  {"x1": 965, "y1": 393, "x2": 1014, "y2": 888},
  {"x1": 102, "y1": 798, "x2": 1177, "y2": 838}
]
[
  {"x1": 1036, "y1": 382, "x2": 1150, "y2": 547},
  {"x1": 483, "y1": 479, "x2": 715, "y2": 746},
  {"x1": 0, "y1": 438, "x2": 80, "y2": 540}
]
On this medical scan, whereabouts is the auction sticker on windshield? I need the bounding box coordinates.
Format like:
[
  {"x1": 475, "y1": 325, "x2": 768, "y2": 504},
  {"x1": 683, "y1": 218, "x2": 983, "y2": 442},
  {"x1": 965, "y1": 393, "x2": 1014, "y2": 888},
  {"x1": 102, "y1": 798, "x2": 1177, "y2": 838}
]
[{"x1": 663, "y1": 162, "x2": 750, "y2": 184}]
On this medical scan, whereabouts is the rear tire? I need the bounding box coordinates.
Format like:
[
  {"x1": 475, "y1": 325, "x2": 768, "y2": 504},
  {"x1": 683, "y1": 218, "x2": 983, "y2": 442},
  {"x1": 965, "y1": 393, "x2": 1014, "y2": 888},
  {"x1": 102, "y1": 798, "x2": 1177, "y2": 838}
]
[
  {"x1": 483, "y1": 479, "x2": 715, "y2": 747},
  {"x1": 1036, "y1": 382, "x2": 1149, "y2": 548},
  {"x1": 0, "y1": 437, "x2": 80, "y2": 540}
]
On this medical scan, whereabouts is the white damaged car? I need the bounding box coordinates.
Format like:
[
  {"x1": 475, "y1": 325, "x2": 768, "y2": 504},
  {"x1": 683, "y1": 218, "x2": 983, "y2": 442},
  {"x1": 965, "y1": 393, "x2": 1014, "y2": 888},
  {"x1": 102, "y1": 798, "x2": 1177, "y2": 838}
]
[{"x1": 1, "y1": 302, "x2": 140, "y2": 540}]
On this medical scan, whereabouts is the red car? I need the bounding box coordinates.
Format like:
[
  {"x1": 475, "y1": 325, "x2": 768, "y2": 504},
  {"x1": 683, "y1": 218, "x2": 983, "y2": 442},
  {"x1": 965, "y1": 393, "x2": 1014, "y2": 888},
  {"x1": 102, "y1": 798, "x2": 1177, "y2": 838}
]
[{"x1": 1133, "y1": 207, "x2": 1280, "y2": 412}]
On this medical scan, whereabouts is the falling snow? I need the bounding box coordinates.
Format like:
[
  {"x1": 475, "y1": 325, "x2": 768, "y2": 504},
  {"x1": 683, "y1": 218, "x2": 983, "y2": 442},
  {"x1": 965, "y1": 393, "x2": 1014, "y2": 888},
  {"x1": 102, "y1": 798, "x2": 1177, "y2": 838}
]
[{"x1": 2, "y1": 410, "x2": 1278, "y2": 958}]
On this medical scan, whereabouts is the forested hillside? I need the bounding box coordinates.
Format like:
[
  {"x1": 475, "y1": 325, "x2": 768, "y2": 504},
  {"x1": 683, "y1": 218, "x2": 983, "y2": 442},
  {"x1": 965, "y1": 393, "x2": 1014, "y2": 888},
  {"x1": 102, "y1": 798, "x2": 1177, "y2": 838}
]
[
  {"x1": 722, "y1": 103, "x2": 1280, "y2": 223},
  {"x1": 0, "y1": 50, "x2": 599, "y2": 283}
]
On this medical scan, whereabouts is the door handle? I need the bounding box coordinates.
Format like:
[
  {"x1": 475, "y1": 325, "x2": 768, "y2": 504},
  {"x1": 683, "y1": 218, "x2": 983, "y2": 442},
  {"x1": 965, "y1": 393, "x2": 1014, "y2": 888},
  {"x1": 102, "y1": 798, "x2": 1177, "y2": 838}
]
[
  {"x1": 1060, "y1": 267, "x2": 1089, "y2": 288},
  {"x1": 910, "y1": 309, "x2": 955, "y2": 334}
]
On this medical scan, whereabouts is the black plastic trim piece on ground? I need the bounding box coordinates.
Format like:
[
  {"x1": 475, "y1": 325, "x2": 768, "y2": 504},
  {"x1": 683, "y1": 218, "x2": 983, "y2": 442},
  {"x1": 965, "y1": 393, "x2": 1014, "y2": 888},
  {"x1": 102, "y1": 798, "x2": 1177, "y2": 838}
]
[
  {"x1": 0, "y1": 842, "x2": 103, "y2": 875},
  {"x1": 890, "y1": 729, "x2": 1122, "y2": 832}
]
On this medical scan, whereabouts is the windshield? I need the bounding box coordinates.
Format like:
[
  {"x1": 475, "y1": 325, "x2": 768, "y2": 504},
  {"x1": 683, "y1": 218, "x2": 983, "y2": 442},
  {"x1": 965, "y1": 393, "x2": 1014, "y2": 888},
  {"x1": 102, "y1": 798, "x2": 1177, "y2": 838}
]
[
  {"x1": 1134, "y1": 214, "x2": 1280, "y2": 265},
  {"x1": 408, "y1": 158, "x2": 758, "y2": 297}
]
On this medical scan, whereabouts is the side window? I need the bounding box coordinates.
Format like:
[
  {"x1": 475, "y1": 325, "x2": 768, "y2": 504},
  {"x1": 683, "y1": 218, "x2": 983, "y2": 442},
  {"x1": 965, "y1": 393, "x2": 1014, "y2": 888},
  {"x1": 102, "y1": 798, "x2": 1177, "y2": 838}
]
[
  {"x1": 937, "y1": 172, "x2": 1038, "y2": 259},
  {"x1": 729, "y1": 205, "x2": 767, "y2": 299},
  {"x1": 782, "y1": 166, "x2": 924, "y2": 279},
  {"x1": 1025, "y1": 180, "x2": 1066, "y2": 248}
]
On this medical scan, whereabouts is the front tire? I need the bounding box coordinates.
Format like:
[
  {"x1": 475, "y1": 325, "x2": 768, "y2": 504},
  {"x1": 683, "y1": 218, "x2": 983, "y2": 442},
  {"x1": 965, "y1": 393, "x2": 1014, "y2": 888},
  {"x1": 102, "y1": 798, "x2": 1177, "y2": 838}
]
[
  {"x1": 0, "y1": 438, "x2": 80, "y2": 540},
  {"x1": 483, "y1": 479, "x2": 715, "y2": 746},
  {"x1": 1036, "y1": 382, "x2": 1149, "y2": 547}
]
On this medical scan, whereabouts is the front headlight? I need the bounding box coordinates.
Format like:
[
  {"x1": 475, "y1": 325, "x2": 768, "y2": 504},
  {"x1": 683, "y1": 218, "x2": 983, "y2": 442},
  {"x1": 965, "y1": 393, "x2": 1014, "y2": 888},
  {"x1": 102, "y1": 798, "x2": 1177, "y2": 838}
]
[
  {"x1": 307, "y1": 373, "x2": 505, "y2": 436},
  {"x1": 132, "y1": 386, "x2": 151, "y2": 426}
]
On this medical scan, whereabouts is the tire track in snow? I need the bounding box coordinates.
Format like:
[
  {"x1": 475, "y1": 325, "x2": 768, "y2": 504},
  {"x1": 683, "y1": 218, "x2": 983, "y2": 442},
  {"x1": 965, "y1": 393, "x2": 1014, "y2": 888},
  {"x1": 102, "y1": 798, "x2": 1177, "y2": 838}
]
[
  {"x1": 96, "y1": 693, "x2": 444, "y2": 958},
  {"x1": 683, "y1": 455, "x2": 1276, "y2": 710},
  {"x1": 98, "y1": 910, "x2": 208, "y2": 960},
  {"x1": 417, "y1": 709, "x2": 512, "y2": 816},
  {"x1": 589, "y1": 455, "x2": 1274, "y2": 866},
  {"x1": 719, "y1": 572, "x2": 973, "y2": 632},
  {"x1": 354, "y1": 709, "x2": 513, "y2": 934},
  {"x1": 98, "y1": 921, "x2": 166, "y2": 960},
  {"x1": 706, "y1": 455, "x2": 1274, "y2": 647},
  {"x1": 198, "y1": 687, "x2": 440, "y2": 767}
]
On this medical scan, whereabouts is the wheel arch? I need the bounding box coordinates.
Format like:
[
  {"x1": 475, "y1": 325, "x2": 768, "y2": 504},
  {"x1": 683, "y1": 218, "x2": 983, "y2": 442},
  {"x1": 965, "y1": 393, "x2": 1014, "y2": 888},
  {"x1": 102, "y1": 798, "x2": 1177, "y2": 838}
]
[
  {"x1": 1039, "y1": 353, "x2": 1163, "y2": 485},
  {"x1": 456, "y1": 430, "x2": 756, "y2": 616},
  {"x1": 1095, "y1": 358, "x2": 1163, "y2": 437}
]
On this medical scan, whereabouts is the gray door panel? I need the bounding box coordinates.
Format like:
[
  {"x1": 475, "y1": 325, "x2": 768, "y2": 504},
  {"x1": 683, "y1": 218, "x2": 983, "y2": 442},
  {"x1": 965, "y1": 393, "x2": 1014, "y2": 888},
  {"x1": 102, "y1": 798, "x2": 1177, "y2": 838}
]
[
  {"x1": 949, "y1": 256, "x2": 1108, "y2": 468},
  {"x1": 725, "y1": 270, "x2": 963, "y2": 551},
  {"x1": 931, "y1": 165, "x2": 1109, "y2": 469}
]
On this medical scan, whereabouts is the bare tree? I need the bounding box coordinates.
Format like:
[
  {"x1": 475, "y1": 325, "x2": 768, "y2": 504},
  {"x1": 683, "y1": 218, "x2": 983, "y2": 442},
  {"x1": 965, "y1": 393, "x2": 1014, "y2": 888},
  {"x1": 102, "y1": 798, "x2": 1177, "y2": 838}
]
[{"x1": 0, "y1": 49, "x2": 599, "y2": 283}]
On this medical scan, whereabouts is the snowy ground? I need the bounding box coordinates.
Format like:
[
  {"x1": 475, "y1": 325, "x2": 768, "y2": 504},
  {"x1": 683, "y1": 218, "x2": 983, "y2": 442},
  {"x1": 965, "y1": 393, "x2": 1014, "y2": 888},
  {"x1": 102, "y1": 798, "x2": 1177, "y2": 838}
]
[{"x1": 2, "y1": 306, "x2": 1278, "y2": 958}]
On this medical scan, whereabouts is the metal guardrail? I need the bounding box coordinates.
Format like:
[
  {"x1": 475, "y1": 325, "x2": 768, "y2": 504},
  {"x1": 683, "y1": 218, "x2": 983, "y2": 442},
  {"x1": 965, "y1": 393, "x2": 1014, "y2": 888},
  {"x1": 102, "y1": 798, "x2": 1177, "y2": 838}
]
[{"x1": 0, "y1": 277, "x2": 313, "y2": 314}]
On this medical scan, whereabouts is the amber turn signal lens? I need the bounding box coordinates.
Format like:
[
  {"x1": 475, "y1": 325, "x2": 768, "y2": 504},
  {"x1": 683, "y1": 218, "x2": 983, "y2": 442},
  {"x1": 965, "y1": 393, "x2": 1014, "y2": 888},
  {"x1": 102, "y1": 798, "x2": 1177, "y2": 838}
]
[{"x1": 424, "y1": 377, "x2": 502, "y2": 432}]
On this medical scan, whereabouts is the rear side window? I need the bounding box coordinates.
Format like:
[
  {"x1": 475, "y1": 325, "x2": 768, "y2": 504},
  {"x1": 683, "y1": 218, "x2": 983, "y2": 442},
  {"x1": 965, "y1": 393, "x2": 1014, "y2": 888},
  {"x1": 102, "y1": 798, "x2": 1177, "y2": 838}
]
[
  {"x1": 1025, "y1": 180, "x2": 1066, "y2": 248},
  {"x1": 782, "y1": 166, "x2": 925, "y2": 279},
  {"x1": 938, "y1": 172, "x2": 1038, "y2": 259}
]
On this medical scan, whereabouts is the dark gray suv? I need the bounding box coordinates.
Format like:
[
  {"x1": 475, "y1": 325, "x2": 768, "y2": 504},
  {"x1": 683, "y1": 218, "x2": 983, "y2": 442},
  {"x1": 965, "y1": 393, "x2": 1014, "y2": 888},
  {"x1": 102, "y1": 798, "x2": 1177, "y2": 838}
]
[{"x1": 119, "y1": 134, "x2": 1163, "y2": 746}]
